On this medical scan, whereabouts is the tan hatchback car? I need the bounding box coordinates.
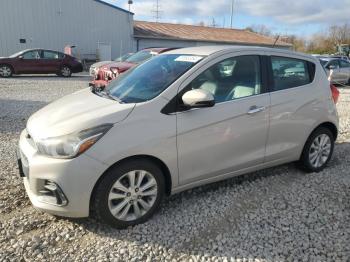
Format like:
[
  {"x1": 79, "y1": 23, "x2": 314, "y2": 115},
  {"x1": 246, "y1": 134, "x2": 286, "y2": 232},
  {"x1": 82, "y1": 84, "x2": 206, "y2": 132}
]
[{"x1": 18, "y1": 46, "x2": 339, "y2": 228}]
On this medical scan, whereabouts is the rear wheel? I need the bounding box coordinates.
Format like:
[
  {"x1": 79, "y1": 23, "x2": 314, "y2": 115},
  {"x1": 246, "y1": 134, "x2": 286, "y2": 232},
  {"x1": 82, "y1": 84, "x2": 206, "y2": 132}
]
[
  {"x1": 299, "y1": 127, "x2": 334, "y2": 173},
  {"x1": 92, "y1": 159, "x2": 165, "y2": 228},
  {"x1": 60, "y1": 66, "x2": 72, "y2": 77},
  {"x1": 0, "y1": 64, "x2": 13, "y2": 78}
]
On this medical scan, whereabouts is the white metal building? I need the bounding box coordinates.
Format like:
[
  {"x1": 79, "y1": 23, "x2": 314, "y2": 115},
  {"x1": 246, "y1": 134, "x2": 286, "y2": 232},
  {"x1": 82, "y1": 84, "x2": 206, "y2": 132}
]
[{"x1": 0, "y1": 0, "x2": 134, "y2": 60}]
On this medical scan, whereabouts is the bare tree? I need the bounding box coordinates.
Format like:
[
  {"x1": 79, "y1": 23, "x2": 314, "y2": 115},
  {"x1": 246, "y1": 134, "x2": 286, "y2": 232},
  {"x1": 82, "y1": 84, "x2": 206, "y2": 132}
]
[
  {"x1": 245, "y1": 24, "x2": 272, "y2": 36},
  {"x1": 328, "y1": 23, "x2": 350, "y2": 46}
]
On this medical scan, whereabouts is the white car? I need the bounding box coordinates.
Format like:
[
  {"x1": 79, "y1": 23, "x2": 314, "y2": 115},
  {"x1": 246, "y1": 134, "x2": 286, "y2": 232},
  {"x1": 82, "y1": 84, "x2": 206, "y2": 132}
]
[
  {"x1": 320, "y1": 58, "x2": 350, "y2": 85},
  {"x1": 18, "y1": 46, "x2": 339, "y2": 228}
]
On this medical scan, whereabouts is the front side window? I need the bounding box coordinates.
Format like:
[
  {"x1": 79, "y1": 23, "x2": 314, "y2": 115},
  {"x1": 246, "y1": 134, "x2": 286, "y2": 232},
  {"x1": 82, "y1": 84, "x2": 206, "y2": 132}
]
[
  {"x1": 340, "y1": 60, "x2": 350, "y2": 68},
  {"x1": 106, "y1": 54, "x2": 204, "y2": 103},
  {"x1": 326, "y1": 60, "x2": 340, "y2": 69},
  {"x1": 271, "y1": 57, "x2": 311, "y2": 91},
  {"x1": 185, "y1": 56, "x2": 262, "y2": 103},
  {"x1": 43, "y1": 51, "x2": 60, "y2": 59},
  {"x1": 22, "y1": 50, "x2": 41, "y2": 59}
]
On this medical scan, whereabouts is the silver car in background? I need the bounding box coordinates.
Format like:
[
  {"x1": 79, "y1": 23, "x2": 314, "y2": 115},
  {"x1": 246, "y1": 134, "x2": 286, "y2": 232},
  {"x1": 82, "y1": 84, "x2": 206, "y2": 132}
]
[
  {"x1": 18, "y1": 46, "x2": 339, "y2": 228},
  {"x1": 320, "y1": 58, "x2": 350, "y2": 84}
]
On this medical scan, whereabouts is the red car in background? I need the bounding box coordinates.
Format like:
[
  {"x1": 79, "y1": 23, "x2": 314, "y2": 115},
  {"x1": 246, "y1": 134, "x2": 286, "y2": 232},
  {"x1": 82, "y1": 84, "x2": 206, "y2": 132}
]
[
  {"x1": 90, "y1": 47, "x2": 178, "y2": 87},
  {"x1": 0, "y1": 49, "x2": 83, "y2": 77}
]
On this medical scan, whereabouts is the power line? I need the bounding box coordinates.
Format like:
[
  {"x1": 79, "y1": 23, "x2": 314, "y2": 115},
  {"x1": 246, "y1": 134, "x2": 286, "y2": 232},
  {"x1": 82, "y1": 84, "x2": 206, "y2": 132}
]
[{"x1": 230, "y1": 0, "x2": 235, "y2": 28}]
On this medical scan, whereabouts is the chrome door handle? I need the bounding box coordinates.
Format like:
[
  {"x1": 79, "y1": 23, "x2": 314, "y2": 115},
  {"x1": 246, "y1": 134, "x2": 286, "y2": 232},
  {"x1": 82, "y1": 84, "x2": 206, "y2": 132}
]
[{"x1": 247, "y1": 106, "x2": 266, "y2": 115}]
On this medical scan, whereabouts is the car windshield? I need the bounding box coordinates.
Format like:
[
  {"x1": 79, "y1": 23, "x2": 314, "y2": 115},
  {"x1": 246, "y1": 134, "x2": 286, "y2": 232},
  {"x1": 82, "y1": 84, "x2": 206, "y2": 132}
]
[
  {"x1": 114, "y1": 53, "x2": 133, "y2": 62},
  {"x1": 124, "y1": 50, "x2": 156, "y2": 64},
  {"x1": 106, "y1": 54, "x2": 204, "y2": 103},
  {"x1": 9, "y1": 50, "x2": 25, "y2": 58}
]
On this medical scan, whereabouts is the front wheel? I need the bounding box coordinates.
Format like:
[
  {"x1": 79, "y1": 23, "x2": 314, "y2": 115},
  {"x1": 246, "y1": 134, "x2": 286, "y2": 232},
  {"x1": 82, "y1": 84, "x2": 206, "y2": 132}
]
[
  {"x1": 0, "y1": 64, "x2": 13, "y2": 78},
  {"x1": 60, "y1": 66, "x2": 72, "y2": 77},
  {"x1": 299, "y1": 127, "x2": 334, "y2": 173},
  {"x1": 92, "y1": 159, "x2": 165, "y2": 228}
]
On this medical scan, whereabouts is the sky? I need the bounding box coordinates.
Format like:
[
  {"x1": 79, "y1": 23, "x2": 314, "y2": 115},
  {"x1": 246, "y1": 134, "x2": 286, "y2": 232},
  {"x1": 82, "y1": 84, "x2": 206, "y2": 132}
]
[{"x1": 104, "y1": 0, "x2": 350, "y2": 37}]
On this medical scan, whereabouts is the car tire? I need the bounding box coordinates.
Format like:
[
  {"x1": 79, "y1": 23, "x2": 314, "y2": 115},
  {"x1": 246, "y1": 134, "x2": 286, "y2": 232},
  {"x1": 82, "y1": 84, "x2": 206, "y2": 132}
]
[
  {"x1": 0, "y1": 64, "x2": 13, "y2": 78},
  {"x1": 92, "y1": 159, "x2": 165, "y2": 228},
  {"x1": 299, "y1": 127, "x2": 334, "y2": 173},
  {"x1": 60, "y1": 66, "x2": 72, "y2": 77}
]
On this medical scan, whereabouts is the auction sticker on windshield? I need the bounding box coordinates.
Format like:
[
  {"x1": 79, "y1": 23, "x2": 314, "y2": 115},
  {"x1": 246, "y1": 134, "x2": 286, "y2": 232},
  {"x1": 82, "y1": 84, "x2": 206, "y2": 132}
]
[{"x1": 175, "y1": 56, "x2": 203, "y2": 63}]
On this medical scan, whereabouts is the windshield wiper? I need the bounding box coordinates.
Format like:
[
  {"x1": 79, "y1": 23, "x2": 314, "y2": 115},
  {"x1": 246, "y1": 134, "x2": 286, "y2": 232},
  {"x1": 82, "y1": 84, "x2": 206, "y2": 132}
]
[{"x1": 105, "y1": 90, "x2": 123, "y2": 103}]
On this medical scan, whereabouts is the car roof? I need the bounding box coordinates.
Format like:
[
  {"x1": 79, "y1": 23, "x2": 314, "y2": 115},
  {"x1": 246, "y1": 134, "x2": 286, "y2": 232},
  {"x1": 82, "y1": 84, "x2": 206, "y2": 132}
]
[
  {"x1": 164, "y1": 45, "x2": 314, "y2": 58},
  {"x1": 320, "y1": 57, "x2": 336, "y2": 62},
  {"x1": 18, "y1": 48, "x2": 64, "y2": 54},
  {"x1": 141, "y1": 47, "x2": 179, "y2": 53}
]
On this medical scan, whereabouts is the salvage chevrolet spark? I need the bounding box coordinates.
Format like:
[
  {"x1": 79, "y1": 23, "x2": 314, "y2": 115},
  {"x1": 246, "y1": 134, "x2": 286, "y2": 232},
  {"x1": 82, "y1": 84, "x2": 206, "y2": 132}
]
[{"x1": 18, "y1": 46, "x2": 339, "y2": 228}]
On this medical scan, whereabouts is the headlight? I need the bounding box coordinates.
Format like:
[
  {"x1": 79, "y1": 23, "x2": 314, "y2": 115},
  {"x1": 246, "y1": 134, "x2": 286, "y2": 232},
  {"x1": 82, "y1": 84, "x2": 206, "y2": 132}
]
[{"x1": 35, "y1": 124, "x2": 113, "y2": 159}]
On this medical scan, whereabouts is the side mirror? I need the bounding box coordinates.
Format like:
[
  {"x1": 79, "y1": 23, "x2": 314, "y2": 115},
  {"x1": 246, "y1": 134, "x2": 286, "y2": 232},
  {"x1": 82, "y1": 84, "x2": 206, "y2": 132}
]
[
  {"x1": 18, "y1": 55, "x2": 23, "y2": 59},
  {"x1": 328, "y1": 65, "x2": 338, "y2": 70},
  {"x1": 182, "y1": 89, "x2": 215, "y2": 109}
]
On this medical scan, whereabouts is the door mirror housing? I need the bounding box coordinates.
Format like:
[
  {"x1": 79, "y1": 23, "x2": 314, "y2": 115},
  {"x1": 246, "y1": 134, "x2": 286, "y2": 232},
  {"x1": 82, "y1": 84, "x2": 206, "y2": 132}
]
[
  {"x1": 328, "y1": 64, "x2": 338, "y2": 70},
  {"x1": 18, "y1": 55, "x2": 23, "y2": 59},
  {"x1": 182, "y1": 89, "x2": 215, "y2": 108}
]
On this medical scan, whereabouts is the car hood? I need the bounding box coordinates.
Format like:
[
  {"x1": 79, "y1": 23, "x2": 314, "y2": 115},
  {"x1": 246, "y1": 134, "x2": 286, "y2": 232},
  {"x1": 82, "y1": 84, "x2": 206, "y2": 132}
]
[
  {"x1": 91, "y1": 61, "x2": 113, "y2": 68},
  {"x1": 27, "y1": 88, "x2": 135, "y2": 139},
  {"x1": 101, "y1": 61, "x2": 135, "y2": 72}
]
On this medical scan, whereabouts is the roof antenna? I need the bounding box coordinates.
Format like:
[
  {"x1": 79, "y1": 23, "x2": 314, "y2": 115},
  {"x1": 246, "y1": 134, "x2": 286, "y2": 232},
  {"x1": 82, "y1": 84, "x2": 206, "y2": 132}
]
[{"x1": 272, "y1": 35, "x2": 280, "y2": 48}]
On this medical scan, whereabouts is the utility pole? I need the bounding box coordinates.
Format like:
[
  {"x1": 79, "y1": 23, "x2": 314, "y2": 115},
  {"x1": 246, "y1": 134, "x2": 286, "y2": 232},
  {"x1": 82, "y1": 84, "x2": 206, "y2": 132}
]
[
  {"x1": 230, "y1": 0, "x2": 235, "y2": 28},
  {"x1": 152, "y1": 0, "x2": 162, "y2": 22},
  {"x1": 128, "y1": 0, "x2": 133, "y2": 12}
]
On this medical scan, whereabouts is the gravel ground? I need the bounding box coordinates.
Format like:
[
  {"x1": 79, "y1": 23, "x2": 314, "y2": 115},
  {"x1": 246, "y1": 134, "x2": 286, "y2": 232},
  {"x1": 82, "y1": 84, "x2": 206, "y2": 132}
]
[{"x1": 0, "y1": 76, "x2": 349, "y2": 262}]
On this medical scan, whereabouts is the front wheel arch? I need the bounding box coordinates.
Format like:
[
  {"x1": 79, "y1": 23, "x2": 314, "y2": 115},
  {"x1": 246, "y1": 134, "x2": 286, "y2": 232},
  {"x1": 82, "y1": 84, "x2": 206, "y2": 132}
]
[{"x1": 89, "y1": 155, "x2": 172, "y2": 215}]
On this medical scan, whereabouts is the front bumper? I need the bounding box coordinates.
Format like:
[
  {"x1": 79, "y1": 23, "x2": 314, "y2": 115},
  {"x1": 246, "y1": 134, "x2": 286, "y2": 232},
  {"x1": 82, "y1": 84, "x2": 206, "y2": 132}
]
[{"x1": 18, "y1": 129, "x2": 108, "y2": 217}]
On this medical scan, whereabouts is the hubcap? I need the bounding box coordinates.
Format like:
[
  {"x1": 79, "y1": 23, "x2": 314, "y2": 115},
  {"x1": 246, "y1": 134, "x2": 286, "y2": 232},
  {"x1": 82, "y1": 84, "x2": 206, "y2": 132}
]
[
  {"x1": 309, "y1": 134, "x2": 331, "y2": 168},
  {"x1": 61, "y1": 67, "x2": 70, "y2": 76},
  {"x1": 0, "y1": 66, "x2": 11, "y2": 77},
  {"x1": 108, "y1": 170, "x2": 158, "y2": 221}
]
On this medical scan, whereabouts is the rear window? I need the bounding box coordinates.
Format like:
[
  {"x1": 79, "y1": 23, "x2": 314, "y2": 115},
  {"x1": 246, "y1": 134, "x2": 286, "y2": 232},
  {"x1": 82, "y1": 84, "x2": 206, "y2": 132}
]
[{"x1": 271, "y1": 56, "x2": 315, "y2": 91}]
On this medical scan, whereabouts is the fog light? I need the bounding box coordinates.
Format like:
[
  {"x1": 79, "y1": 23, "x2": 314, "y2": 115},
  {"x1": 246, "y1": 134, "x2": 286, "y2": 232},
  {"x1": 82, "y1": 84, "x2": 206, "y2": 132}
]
[{"x1": 38, "y1": 180, "x2": 68, "y2": 206}]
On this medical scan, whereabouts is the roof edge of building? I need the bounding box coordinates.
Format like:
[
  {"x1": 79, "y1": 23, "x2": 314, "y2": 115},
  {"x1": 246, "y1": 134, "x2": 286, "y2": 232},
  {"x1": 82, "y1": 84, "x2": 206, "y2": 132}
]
[
  {"x1": 134, "y1": 34, "x2": 291, "y2": 48},
  {"x1": 94, "y1": 0, "x2": 134, "y2": 15},
  {"x1": 134, "y1": 21, "x2": 292, "y2": 47}
]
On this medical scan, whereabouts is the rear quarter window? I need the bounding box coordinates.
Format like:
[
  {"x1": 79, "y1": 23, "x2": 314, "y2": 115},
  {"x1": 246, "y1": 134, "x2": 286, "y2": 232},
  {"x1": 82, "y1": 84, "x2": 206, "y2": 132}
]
[{"x1": 271, "y1": 56, "x2": 315, "y2": 91}]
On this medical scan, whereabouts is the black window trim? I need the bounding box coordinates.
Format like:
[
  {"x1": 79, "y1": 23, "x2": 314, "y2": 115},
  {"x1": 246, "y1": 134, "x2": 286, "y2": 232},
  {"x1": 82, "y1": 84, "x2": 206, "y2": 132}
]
[
  {"x1": 267, "y1": 55, "x2": 316, "y2": 92},
  {"x1": 162, "y1": 54, "x2": 268, "y2": 114}
]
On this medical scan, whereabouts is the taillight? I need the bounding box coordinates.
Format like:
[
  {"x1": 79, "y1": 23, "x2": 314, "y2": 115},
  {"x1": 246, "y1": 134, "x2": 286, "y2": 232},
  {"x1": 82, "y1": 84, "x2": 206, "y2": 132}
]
[{"x1": 330, "y1": 84, "x2": 339, "y2": 104}]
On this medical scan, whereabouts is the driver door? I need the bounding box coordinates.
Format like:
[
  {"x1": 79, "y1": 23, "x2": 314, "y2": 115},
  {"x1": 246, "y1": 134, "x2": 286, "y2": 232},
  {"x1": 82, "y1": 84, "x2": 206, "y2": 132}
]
[
  {"x1": 176, "y1": 53, "x2": 270, "y2": 185},
  {"x1": 17, "y1": 50, "x2": 42, "y2": 73}
]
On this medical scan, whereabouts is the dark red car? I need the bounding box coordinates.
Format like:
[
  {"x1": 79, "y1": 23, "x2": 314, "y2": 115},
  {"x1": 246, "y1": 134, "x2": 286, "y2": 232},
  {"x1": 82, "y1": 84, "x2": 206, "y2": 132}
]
[
  {"x1": 90, "y1": 47, "x2": 178, "y2": 87},
  {"x1": 0, "y1": 49, "x2": 83, "y2": 78}
]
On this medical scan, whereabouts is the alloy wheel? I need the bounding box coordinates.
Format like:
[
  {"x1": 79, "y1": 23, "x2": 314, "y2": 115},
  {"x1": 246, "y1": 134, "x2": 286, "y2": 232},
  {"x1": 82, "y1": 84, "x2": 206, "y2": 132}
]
[
  {"x1": 308, "y1": 134, "x2": 332, "y2": 168},
  {"x1": 61, "y1": 66, "x2": 71, "y2": 77},
  {"x1": 108, "y1": 170, "x2": 158, "y2": 222},
  {"x1": 0, "y1": 65, "x2": 12, "y2": 77}
]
